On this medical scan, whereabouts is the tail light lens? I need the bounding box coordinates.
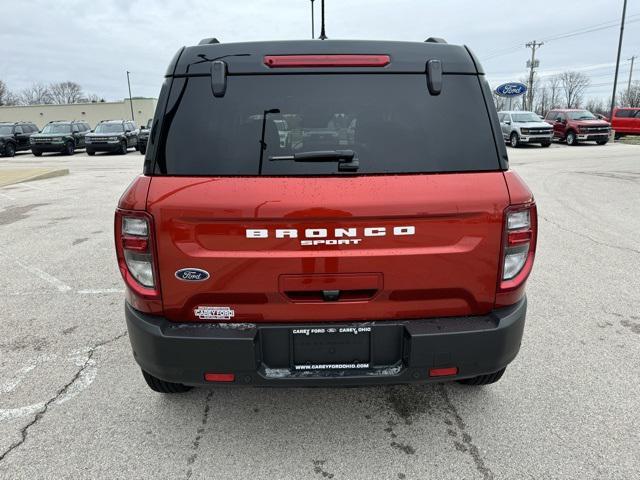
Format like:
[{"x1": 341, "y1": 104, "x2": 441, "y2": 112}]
[
  {"x1": 499, "y1": 204, "x2": 537, "y2": 292},
  {"x1": 115, "y1": 209, "x2": 160, "y2": 300},
  {"x1": 263, "y1": 54, "x2": 391, "y2": 68}
]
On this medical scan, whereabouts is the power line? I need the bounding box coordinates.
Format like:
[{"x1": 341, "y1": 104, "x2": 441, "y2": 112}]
[{"x1": 482, "y1": 13, "x2": 640, "y2": 61}]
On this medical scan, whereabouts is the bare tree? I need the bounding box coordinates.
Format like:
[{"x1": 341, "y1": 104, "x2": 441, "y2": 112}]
[
  {"x1": 0, "y1": 80, "x2": 8, "y2": 106},
  {"x1": 546, "y1": 75, "x2": 562, "y2": 110},
  {"x1": 619, "y1": 81, "x2": 640, "y2": 108},
  {"x1": 585, "y1": 97, "x2": 607, "y2": 116},
  {"x1": 3, "y1": 92, "x2": 21, "y2": 106},
  {"x1": 49, "y1": 81, "x2": 84, "y2": 104},
  {"x1": 535, "y1": 86, "x2": 549, "y2": 117},
  {"x1": 82, "y1": 93, "x2": 101, "y2": 103},
  {"x1": 20, "y1": 83, "x2": 53, "y2": 105},
  {"x1": 492, "y1": 91, "x2": 507, "y2": 111},
  {"x1": 559, "y1": 71, "x2": 590, "y2": 108}
]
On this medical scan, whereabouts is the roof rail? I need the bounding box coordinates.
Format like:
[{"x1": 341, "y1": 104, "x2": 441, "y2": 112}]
[
  {"x1": 425, "y1": 37, "x2": 447, "y2": 44},
  {"x1": 198, "y1": 37, "x2": 220, "y2": 45}
]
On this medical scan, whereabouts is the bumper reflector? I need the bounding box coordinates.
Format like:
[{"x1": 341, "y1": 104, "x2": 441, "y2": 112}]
[
  {"x1": 204, "y1": 373, "x2": 235, "y2": 383},
  {"x1": 429, "y1": 367, "x2": 458, "y2": 377}
]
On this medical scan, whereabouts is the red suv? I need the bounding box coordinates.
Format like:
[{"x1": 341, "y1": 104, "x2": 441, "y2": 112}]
[
  {"x1": 115, "y1": 38, "x2": 537, "y2": 392},
  {"x1": 544, "y1": 109, "x2": 611, "y2": 145},
  {"x1": 610, "y1": 107, "x2": 640, "y2": 138}
]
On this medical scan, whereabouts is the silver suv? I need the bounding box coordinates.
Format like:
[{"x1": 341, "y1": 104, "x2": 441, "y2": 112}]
[{"x1": 498, "y1": 111, "x2": 552, "y2": 148}]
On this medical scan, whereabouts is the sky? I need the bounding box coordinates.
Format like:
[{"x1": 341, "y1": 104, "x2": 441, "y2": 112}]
[{"x1": 1, "y1": 0, "x2": 638, "y2": 102}]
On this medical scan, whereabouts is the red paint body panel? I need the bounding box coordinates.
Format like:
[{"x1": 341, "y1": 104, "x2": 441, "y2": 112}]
[
  {"x1": 144, "y1": 173, "x2": 512, "y2": 323},
  {"x1": 611, "y1": 108, "x2": 640, "y2": 135}
]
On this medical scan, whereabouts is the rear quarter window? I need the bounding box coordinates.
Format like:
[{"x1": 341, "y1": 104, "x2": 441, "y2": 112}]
[{"x1": 157, "y1": 73, "x2": 501, "y2": 176}]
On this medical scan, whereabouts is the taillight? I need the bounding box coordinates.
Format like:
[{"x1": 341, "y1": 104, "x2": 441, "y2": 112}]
[
  {"x1": 263, "y1": 54, "x2": 390, "y2": 68},
  {"x1": 115, "y1": 209, "x2": 160, "y2": 300},
  {"x1": 499, "y1": 203, "x2": 537, "y2": 293}
]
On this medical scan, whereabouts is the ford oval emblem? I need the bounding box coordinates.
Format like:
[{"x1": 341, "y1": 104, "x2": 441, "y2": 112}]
[
  {"x1": 175, "y1": 268, "x2": 210, "y2": 282},
  {"x1": 495, "y1": 82, "x2": 528, "y2": 97}
]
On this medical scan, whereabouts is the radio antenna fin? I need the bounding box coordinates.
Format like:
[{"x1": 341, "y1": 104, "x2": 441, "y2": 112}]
[{"x1": 319, "y1": 0, "x2": 328, "y2": 40}]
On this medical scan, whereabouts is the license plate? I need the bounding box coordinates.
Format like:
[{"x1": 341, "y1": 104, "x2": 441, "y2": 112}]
[{"x1": 291, "y1": 326, "x2": 371, "y2": 371}]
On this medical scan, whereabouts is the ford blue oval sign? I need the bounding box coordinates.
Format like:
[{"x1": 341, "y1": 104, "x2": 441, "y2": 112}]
[
  {"x1": 175, "y1": 268, "x2": 210, "y2": 282},
  {"x1": 495, "y1": 82, "x2": 527, "y2": 97}
]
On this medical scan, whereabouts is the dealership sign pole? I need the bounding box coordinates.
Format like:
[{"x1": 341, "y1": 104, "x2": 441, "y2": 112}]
[{"x1": 495, "y1": 82, "x2": 528, "y2": 111}]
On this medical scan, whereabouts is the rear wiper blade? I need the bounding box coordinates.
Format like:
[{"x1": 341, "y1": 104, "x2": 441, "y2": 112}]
[{"x1": 269, "y1": 150, "x2": 359, "y2": 172}]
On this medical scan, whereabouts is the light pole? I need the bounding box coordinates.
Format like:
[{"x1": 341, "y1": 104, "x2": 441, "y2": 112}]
[
  {"x1": 628, "y1": 55, "x2": 636, "y2": 92},
  {"x1": 609, "y1": 0, "x2": 627, "y2": 120},
  {"x1": 126, "y1": 71, "x2": 135, "y2": 122},
  {"x1": 311, "y1": 0, "x2": 315, "y2": 39}
]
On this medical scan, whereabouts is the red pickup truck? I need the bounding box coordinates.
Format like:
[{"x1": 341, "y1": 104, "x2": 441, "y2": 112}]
[
  {"x1": 610, "y1": 107, "x2": 640, "y2": 137},
  {"x1": 544, "y1": 109, "x2": 611, "y2": 145},
  {"x1": 115, "y1": 38, "x2": 537, "y2": 392}
]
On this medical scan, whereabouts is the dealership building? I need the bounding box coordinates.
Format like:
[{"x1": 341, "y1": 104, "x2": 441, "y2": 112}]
[{"x1": 0, "y1": 97, "x2": 157, "y2": 129}]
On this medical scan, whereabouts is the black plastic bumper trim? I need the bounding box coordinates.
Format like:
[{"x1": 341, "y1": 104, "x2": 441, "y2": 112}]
[{"x1": 125, "y1": 297, "x2": 527, "y2": 387}]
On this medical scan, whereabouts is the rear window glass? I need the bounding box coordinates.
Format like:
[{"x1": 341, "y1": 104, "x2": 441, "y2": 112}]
[{"x1": 157, "y1": 74, "x2": 500, "y2": 175}]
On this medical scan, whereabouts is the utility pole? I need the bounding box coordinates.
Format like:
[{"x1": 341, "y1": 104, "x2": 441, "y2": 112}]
[
  {"x1": 609, "y1": 0, "x2": 627, "y2": 121},
  {"x1": 525, "y1": 41, "x2": 543, "y2": 111},
  {"x1": 126, "y1": 71, "x2": 134, "y2": 122},
  {"x1": 628, "y1": 55, "x2": 636, "y2": 92},
  {"x1": 311, "y1": 0, "x2": 315, "y2": 39}
]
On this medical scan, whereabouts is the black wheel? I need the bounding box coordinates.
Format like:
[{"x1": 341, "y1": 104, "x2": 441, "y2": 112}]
[
  {"x1": 139, "y1": 146, "x2": 146, "y2": 155},
  {"x1": 64, "y1": 141, "x2": 75, "y2": 156},
  {"x1": 3, "y1": 142, "x2": 16, "y2": 157},
  {"x1": 596, "y1": 139, "x2": 608, "y2": 145},
  {"x1": 32, "y1": 150, "x2": 43, "y2": 157},
  {"x1": 458, "y1": 367, "x2": 506, "y2": 386},
  {"x1": 509, "y1": 132, "x2": 520, "y2": 148},
  {"x1": 141, "y1": 370, "x2": 192, "y2": 393},
  {"x1": 540, "y1": 141, "x2": 551, "y2": 148},
  {"x1": 614, "y1": 133, "x2": 622, "y2": 140},
  {"x1": 119, "y1": 140, "x2": 128, "y2": 155},
  {"x1": 87, "y1": 150, "x2": 95, "y2": 156},
  {"x1": 566, "y1": 131, "x2": 578, "y2": 146}
]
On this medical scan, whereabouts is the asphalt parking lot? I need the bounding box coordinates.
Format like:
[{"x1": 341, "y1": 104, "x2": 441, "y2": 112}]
[{"x1": 0, "y1": 143, "x2": 639, "y2": 479}]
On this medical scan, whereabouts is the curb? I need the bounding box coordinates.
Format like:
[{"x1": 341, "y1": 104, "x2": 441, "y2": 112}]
[{"x1": 0, "y1": 168, "x2": 70, "y2": 188}]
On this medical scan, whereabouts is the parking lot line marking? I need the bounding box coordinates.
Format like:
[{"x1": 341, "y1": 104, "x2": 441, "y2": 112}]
[
  {"x1": 77, "y1": 288, "x2": 124, "y2": 294},
  {"x1": 2, "y1": 256, "x2": 73, "y2": 292}
]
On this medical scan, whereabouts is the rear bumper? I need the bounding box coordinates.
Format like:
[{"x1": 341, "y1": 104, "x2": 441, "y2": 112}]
[{"x1": 125, "y1": 297, "x2": 527, "y2": 387}]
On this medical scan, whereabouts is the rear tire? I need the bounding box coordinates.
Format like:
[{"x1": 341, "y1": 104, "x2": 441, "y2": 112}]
[
  {"x1": 509, "y1": 132, "x2": 520, "y2": 148},
  {"x1": 87, "y1": 150, "x2": 95, "y2": 156},
  {"x1": 64, "y1": 141, "x2": 75, "y2": 156},
  {"x1": 3, "y1": 142, "x2": 16, "y2": 157},
  {"x1": 139, "y1": 146, "x2": 146, "y2": 155},
  {"x1": 566, "y1": 131, "x2": 578, "y2": 146},
  {"x1": 32, "y1": 150, "x2": 43, "y2": 157},
  {"x1": 457, "y1": 367, "x2": 506, "y2": 386},
  {"x1": 141, "y1": 370, "x2": 192, "y2": 393}
]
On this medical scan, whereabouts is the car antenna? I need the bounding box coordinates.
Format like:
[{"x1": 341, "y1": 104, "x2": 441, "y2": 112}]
[{"x1": 319, "y1": 0, "x2": 327, "y2": 40}]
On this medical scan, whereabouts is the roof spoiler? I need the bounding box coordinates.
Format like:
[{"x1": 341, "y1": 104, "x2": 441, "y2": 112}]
[
  {"x1": 425, "y1": 37, "x2": 447, "y2": 44},
  {"x1": 198, "y1": 37, "x2": 220, "y2": 45}
]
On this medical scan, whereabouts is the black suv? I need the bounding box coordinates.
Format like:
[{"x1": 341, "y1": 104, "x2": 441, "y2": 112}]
[
  {"x1": 0, "y1": 122, "x2": 39, "y2": 157},
  {"x1": 85, "y1": 120, "x2": 138, "y2": 155},
  {"x1": 137, "y1": 119, "x2": 153, "y2": 155},
  {"x1": 29, "y1": 120, "x2": 91, "y2": 156}
]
